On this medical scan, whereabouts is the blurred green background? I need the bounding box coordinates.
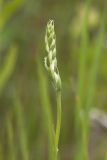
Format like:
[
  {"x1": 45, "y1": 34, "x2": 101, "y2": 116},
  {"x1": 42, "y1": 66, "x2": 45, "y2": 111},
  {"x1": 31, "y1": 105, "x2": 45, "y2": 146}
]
[{"x1": 0, "y1": 0, "x2": 107, "y2": 160}]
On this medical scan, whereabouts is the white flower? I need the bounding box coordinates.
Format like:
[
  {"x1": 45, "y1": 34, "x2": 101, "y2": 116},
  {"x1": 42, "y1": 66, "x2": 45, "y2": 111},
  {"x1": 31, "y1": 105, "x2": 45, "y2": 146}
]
[{"x1": 44, "y1": 20, "x2": 61, "y2": 91}]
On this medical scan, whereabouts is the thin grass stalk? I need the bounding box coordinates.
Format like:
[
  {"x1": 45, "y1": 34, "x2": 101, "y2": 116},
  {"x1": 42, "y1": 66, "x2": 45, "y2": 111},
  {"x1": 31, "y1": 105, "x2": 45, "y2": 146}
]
[
  {"x1": 37, "y1": 58, "x2": 56, "y2": 160},
  {"x1": 76, "y1": 0, "x2": 91, "y2": 112},
  {"x1": 85, "y1": 5, "x2": 107, "y2": 160},
  {"x1": 0, "y1": 46, "x2": 17, "y2": 92},
  {"x1": 13, "y1": 92, "x2": 29, "y2": 160},
  {"x1": 85, "y1": 6, "x2": 107, "y2": 113},
  {"x1": 6, "y1": 115, "x2": 16, "y2": 160},
  {"x1": 75, "y1": 1, "x2": 91, "y2": 160}
]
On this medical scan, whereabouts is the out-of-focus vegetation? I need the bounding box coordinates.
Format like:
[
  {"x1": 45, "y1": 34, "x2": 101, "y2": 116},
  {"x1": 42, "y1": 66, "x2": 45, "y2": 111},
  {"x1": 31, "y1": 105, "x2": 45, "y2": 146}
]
[{"x1": 0, "y1": 0, "x2": 107, "y2": 160}]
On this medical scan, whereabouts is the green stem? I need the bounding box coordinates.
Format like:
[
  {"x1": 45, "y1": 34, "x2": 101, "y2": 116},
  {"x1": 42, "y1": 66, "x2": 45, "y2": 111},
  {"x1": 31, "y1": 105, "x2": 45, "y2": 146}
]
[
  {"x1": 55, "y1": 90, "x2": 61, "y2": 159},
  {"x1": 6, "y1": 116, "x2": 16, "y2": 160},
  {"x1": 37, "y1": 58, "x2": 56, "y2": 160}
]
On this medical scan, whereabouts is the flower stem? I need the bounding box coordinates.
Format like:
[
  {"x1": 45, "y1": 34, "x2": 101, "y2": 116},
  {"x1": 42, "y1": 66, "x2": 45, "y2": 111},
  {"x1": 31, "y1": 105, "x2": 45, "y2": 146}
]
[{"x1": 55, "y1": 90, "x2": 61, "y2": 158}]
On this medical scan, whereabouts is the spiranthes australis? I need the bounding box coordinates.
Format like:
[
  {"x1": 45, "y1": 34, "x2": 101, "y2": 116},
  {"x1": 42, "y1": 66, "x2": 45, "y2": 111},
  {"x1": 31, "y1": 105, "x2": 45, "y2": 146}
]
[
  {"x1": 44, "y1": 20, "x2": 62, "y2": 159},
  {"x1": 44, "y1": 20, "x2": 61, "y2": 92}
]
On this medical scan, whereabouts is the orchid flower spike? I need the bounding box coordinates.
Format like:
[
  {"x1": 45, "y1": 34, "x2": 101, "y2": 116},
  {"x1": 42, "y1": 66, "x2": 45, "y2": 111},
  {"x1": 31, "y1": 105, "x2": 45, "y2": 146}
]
[{"x1": 44, "y1": 20, "x2": 61, "y2": 91}]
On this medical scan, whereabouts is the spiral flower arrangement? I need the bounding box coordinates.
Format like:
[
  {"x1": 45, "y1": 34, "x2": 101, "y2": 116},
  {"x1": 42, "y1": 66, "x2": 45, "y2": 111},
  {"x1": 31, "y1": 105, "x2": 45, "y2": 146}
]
[{"x1": 44, "y1": 20, "x2": 61, "y2": 92}]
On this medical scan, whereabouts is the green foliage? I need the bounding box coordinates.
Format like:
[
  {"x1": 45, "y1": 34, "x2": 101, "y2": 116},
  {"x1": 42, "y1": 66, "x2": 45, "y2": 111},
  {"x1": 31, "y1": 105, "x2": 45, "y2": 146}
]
[
  {"x1": 6, "y1": 115, "x2": 16, "y2": 160},
  {"x1": 0, "y1": 0, "x2": 24, "y2": 29},
  {"x1": 0, "y1": 46, "x2": 18, "y2": 92},
  {"x1": 13, "y1": 92, "x2": 29, "y2": 160},
  {"x1": 0, "y1": 0, "x2": 107, "y2": 160}
]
